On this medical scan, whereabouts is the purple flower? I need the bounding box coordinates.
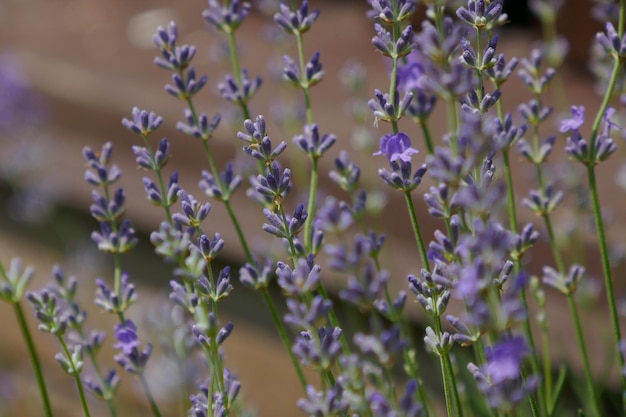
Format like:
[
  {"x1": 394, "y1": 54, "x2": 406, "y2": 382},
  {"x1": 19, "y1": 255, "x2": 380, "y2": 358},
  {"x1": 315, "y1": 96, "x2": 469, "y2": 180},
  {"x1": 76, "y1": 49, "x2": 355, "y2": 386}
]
[
  {"x1": 559, "y1": 105, "x2": 585, "y2": 133},
  {"x1": 114, "y1": 320, "x2": 140, "y2": 355},
  {"x1": 484, "y1": 336, "x2": 528, "y2": 384},
  {"x1": 373, "y1": 132, "x2": 419, "y2": 163},
  {"x1": 397, "y1": 50, "x2": 425, "y2": 93}
]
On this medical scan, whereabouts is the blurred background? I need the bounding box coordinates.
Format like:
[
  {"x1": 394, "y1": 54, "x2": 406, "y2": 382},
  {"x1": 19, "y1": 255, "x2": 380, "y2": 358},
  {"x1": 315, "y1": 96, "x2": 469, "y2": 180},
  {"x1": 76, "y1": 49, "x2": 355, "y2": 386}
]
[{"x1": 0, "y1": 0, "x2": 624, "y2": 415}]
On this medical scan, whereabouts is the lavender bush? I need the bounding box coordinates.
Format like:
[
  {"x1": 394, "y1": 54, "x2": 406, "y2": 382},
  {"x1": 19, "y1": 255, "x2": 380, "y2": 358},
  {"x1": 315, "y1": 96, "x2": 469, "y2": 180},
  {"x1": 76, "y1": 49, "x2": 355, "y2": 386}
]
[{"x1": 1, "y1": 0, "x2": 626, "y2": 416}]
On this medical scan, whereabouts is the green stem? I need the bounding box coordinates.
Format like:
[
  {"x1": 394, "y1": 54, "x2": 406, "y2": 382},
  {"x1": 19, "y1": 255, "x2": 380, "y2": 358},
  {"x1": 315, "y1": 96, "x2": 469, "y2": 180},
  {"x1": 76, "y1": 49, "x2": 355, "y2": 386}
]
[
  {"x1": 419, "y1": 117, "x2": 435, "y2": 155},
  {"x1": 304, "y1": 158, "x2": 319, "y2": 253},
  {"x1": 261, "y1": 289, "x2": 308, "y2": 389},
  {"x1": 435, "y1": 317, "x2": 463, "y2": 417},
  {"x1": 584, "y1": 9, "x2": 626, "y2": 395},
  {"x1": 502, "y1": 150, "x2": 518, "y2": 234},
  {"x1": 587, "y1": 165, "x2": 626, "y2": 394},
  {"x1": 295, "y1": 32, "x2": 313, "y2": 126},
  {"x1": 13, "y1": 302, "x2": 54, "y2": 417},
  {"x1": 567, "y1": 295, "x2": 602, "y2": 417},
  {"x1": 540, "y1": 315, "x2": 552, "y2": 414},
  {"x1": 140, "y1": 373, "x2": 163, "y2": 417},
  {"x1": 403, "y1": 191, "x2": 429, "y2": 271},
  {"x1": 59, "y1": 339, "x2": 91, "y2": 417},
  {"x1": 226, "y1": 29, "x2": 251, "y2": 120}
]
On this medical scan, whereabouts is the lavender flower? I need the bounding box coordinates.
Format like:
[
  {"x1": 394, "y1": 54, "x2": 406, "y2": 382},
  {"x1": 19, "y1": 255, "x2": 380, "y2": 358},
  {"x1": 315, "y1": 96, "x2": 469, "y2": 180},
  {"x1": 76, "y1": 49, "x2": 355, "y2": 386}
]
[
  {"x1": 372, "y1": 24, "x2": 415, "y2": 59},
  {"x1": 293, "y1": 124, "x2": 336, "y2": 159},
  {"x1": 113, "y1": 320, "x2": 152, "y2": 374},
  {"x1": 298, "y1": 384, "x2": 349, "y2": 417},
  {"x1": 218, "y1": 69, "x2": 263, "y2": 106},
  {"x1": 238, "y1": 258, "x2": 274, "y2": 291},
  {"x1": 456, "y1": 0, "x2": 508, "y2": 30},
  {"x1": 122, "y1": 107, "x2": 163, "y2": 136},
  {"x1": 292, "y1": 326, "x2": 343, "y2": 370},
  {"x1": 283, "y1": 52, "x2": 325, "y2": 88},
  {"x1": 369, "y1": 88, "x2": 413, "y2": 125},
  {"x1": 0, "y1": 258, "x2": 34, "y2": 303},
  {"x1": 373, "y1": 132, "x2": 419, "y2": 163},
  {"x1": 468, "y1": 336, "x2": 538, "y2": 411},
  {"x1": 274, "y1": 1, "x2": 320, "y2": 35},
  {"x1": 368, "y1": 0, "x2": 416, "y2": 23},
  {"x1": 203, "y1": 0, "x2": 251, "y2": 32},
  {"x1": 94, "y1": 273, "x2": 136, "y2": 314},
  {"x1": 276, "y1": 257, "x2": 320, "y2": 297}
]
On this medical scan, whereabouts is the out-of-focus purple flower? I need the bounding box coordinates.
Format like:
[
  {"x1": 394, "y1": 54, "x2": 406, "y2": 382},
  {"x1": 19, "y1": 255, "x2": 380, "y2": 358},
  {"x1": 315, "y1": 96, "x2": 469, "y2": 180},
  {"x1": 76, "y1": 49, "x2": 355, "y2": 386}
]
[
  {"x1": 203, "y1": 0, "x2": 251, "y2": 32},
  {"x1": 329, "y1": 151, "x2": 361, "y2": 193},
  {"x1": 340, "y1": 262, "x2": 389, "y2": 313},
  {"x1": 372, "y1": 23, "x2": 415, "y2": 59},
  {"x1": 397, "y1": 50, "x2": 425, "y2": 93},
  {"x1": 292, "y1": 326, "x2": 342, "y2": 370},
  {"x1": 373, "y1": 132, "x2": 419, "y2": 163},
  {"x1": 559, "y1": 105, "x2": 585, "y2": 133},
  {"x1": 94, "y1": 273, "x2": 136, "y2": 314},
  {"x1": 274, "y1": 1, "x2": 319, "y2": 34},
  {"x1": 457, "y1": 0, "x2": 508, "y2": 30},
  {"x1": 0, "y1": 54, "x2": 46, "y2": 129},
  {"x1": 468, "y1": 336, "x2": 538, "y2": 411},
  {"x1": 367, "y1": 0, "x2": 416, "y2": 23},
  {"x1": 114, "y1": 320, "x2": 140, "y2": 355},
  {"x1": 293, "y1": 123, "x2": 336, "y2": 159},
  {"x1": 298, "y1": 384, "x2": 349, "y2": 416},
  {"x1": 239, "y1": 258, "x2": 274, "y2": 291},
  {"x1": 484, "y1": 336, "x2": 528, "y2": 384},
  {"x1": 284, "y1": 296, "x2": 332, "y2": 329},
  {"x1": 218, "y1": 69, "x2": 263, "y2": 106}
]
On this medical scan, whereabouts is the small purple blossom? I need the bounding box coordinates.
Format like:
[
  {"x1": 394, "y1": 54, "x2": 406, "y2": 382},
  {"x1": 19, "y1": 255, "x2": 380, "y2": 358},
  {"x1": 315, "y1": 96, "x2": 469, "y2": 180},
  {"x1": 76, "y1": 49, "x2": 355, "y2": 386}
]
[
  {"x1": 559, "y1": 105, "x2": 585, "y2": 133},
  {"x1": 373, "y1": 132, "x2": 419, "y2": 163},
  {"x1": 114, "y1": 320, "x2": 141, "y2": 355}
]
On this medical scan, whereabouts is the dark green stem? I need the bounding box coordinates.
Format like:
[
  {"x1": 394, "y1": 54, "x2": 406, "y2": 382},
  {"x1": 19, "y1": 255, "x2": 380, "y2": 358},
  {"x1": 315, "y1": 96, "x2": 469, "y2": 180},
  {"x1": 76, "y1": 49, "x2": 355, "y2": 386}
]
[{"x1": 13, "y1": 302, "x2": 54, "y2": 417}]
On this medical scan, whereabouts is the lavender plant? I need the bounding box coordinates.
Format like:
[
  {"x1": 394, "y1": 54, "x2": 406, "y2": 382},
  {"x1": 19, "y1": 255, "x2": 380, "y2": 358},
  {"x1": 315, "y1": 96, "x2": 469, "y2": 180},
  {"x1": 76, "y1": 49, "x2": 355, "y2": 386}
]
[{"x1": 2, "y1": 0, "x2": 626, "y2": 416}]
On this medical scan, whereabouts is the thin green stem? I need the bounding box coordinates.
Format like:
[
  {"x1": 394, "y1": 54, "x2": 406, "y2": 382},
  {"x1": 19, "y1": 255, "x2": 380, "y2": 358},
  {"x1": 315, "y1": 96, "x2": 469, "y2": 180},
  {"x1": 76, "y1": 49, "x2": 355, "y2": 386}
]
[
  {"x1": 226, "y1": 29, "x2": 251, "y2": 120},
  {"x1": 583, "y1": 12, "x2": 626, "y2": 395},
  {"x1": 59, "y1": 339, "x2": 91, "y2": 417},
  {"x1": 261, "y1": 289, "x2": 308, "y2": 389},
  {"x1": 304, "y1": 158, "x2": 319, "y2": 253},
  {"x1": 140, "y1": 373, "x2": 164, "y2": 417},
  {"x1": 419, "y1": 117, "x2": 435, "y2": 155},
  {"x1": 13, "y1": 302, "x2": 54, "y2": 417},
  {"x1": 567, "y1": 295, "x2": 602, "y2": 417},
  {"x1": 587, "y1": 165, "x2": 626, "y2": 394},
  {"x1": 403, "y1": 191, "x2": 429, "y2": 271},
  {"x1": 435, "y1": 317, "x2": 463, "y2": 417},
  {"x1": 502, "y1": 151, "x2": 517, "y2": 234},
  {"x1": 295, "y1": 32, "x2": 313, "y2": 126}
]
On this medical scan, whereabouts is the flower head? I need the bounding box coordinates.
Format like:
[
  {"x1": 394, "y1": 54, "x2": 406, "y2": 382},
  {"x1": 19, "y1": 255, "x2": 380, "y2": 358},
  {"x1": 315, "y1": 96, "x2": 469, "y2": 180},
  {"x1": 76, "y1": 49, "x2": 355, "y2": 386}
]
[
  {"x1": 373, "y1": 132, "x2": 419, "y2": 163},
  {"x1": 114, "y1": 320, "x2": 140, "y2": 355},
  {"x1": 559, "y1": 105, "x2": 585, "y2": 133}
]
